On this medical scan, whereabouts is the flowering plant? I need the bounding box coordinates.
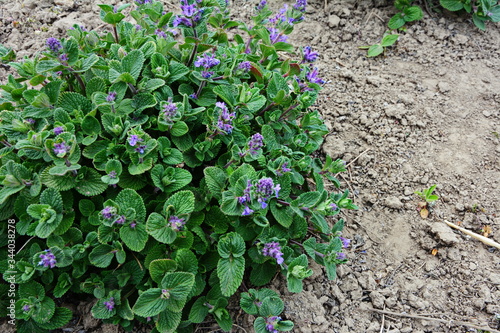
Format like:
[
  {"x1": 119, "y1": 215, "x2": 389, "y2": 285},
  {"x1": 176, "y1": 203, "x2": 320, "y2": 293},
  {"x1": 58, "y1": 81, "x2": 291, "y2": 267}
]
[{"x1": 0, "y1": 1, "x2": 356, "y2": 332}]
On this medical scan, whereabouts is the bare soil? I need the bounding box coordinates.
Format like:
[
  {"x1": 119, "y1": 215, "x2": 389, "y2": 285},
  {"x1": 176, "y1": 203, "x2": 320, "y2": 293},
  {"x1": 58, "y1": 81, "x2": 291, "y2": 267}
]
[{"x1": 1, "y1": 0, "x2": 499, "y2": 332}]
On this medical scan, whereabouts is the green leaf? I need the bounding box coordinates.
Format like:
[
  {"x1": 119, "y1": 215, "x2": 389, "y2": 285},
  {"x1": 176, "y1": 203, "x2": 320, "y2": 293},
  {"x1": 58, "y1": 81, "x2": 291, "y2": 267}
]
[
  {"x1": 171, "y1": 121, "x2": 189, "y2": 137},
  {"x1": 37, "y1": 307, "x2": 72, "y2": 330},
  {"x1": 173, "y1": 248, "x2": 198, "y2": 274},
  {"x1": 115, "y1": 188, "x2": 146, "y2": 222},
  {"x1": 149, "y1": 259, "x2": 177, "y2": 284},
  {"x1": 36, "y1": 60, "x2": 62, "y2": 73},
  {"x1": 189, "y1": 297, "x2": 209, "y2": 323},
  {"x1": 75, "y1": 167, "x2": 107, "y2": 196},
  {"x1": 217, "y1": 232, "x2": 246, "y2": 258},
  {"x1": 403, "y1": 6, "x2": 423, "y2": 22},
  {"x1": 160, "y1": 272, "x2": 195, "y2": 300},
  {"x1": 92, "y1": 298, "x2": 116, "y2": 319},
  {"x1": 58, "y1": 92, "x2": 93, "y2": 115},
  {"x1": 440, "y1": 0, "x2": 464, "y2": 11},
  {"x1": 122, "y1": 50, "x2": 145, "y2": 80},
  {"x1": 204, "y1": 166, "x2": 227, "y2": 200},
  {"x1": 217, "y1": 256, "x2": 245, "y2": 297},
  {"x1": 146, "y1": 212, "x2": 177, "y2": 244},
  {"x1": 120, "y1": 222, "x2": 148, "y2": 251},
  {"x1": 166, "y1": 61, "x2": 189, "y2": 83},
  {"x1": 81, "y1": 115, "x2": 101, "y2": 135},
  {"x1": 367, "y1": 44, "x2": 384, "y2": 57},
  {"x1": 165, "y1": 190, "x2": 195, "y2": 215},
  {"x1": 156, "y1": 308, "x2": 182, "y2": 333},
  {"x1": 213, "y1": 85, "x2": 237, "y2": 107},
  {"x1": 32, "y1": 297, "x2": 56, "y2": 323},
  {"x1": 89, "y1": 244, "x2": 114, "y2": 268},
  {"x1": 388, "y1": 14, "x2": 406, "y2": 29},
  {"x1": 270, "y1": 201, "x2": 293, "y2": 228},
  {"x1": 381, "y1": 34, "x2": 399, "y2": 47},
  {"x1": 19, "y1": 281, "x2": 45, "y2": 299},
  {"x1": 133, "y1": 92, "x2": 157, "y2": 112},
  {"x1": 259, "y1": 296, "x2": 284, "y2": 317},
  {"x1": 250, "y1": 262, "x2": 276, "y2": 286},
  {"x1": 53, "y1": 272, "x2": 72, "y2": 298},
  {"x1": 133, "y1": 288, "x2": 168, "y2": 317}
]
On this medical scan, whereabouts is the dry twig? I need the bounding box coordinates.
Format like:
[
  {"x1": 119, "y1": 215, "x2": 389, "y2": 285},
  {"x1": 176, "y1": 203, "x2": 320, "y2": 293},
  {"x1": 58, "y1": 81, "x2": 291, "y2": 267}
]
[{"x1": 445, "y1": 221, "x2": 500, "y2": 250}]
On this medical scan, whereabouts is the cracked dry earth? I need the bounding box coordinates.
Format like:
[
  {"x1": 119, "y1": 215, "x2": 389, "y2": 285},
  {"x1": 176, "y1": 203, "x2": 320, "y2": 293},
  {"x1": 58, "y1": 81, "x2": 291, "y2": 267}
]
[{"x1": 1, "y1": 0, "x2": 499, "y2": 332}]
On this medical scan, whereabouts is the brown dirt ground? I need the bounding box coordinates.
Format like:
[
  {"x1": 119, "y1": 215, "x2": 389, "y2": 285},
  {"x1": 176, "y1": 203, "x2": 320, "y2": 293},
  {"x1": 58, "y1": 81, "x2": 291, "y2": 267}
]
[{"x1": 1, "y1": 0, "x2": 499, "y2": 332}]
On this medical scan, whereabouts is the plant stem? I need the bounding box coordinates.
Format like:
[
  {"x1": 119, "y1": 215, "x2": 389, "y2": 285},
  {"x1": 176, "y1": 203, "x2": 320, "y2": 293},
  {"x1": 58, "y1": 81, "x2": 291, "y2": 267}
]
[
  {"x1": 279, "y1": 103, "x2": 300, "y2": 121},
  {"x1": 128, "y1": 83, "x2": 138, "y2": 95},
  {"x1": 186, "y1": 26, "x2": 199, "y2": 67},
  {"x1": 258, "y1": 102, "x2": 276, "y2": 116},
  {"x1": 277, "y1": 199, "x2": 290, "y2": 206},
  {"x1": 67, "y1": 68, "x2": 86, "y2": 95},
  {"x1": 113, "y1": 25, "x2": 119, "y2": 43}
]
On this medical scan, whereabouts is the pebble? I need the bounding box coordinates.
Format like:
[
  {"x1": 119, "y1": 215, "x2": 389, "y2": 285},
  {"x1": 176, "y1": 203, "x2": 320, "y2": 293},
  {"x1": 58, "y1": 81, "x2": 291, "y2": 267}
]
[
  {"x1": 328, "y1": 14, "x2": 341, "y2": 27},
  {"x1": 384, "y1": 196, "x2": 404, "y2": 209},
  {"x1": 437, "y1": 81, "x2": 451, "y2": 93},
  {"x1": 370, "y1": 291, "x2": 385, "y2": 309},
  {"x1": 54, "y1": 0, "x2": 74, "y2": 7},
  {"x1": 430, "y1": 222, "x2": 460, "y2": 245}
]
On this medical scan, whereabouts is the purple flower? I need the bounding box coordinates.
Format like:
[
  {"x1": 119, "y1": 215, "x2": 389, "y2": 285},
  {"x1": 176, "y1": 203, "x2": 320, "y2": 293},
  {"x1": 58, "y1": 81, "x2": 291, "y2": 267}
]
[
  {"x1": 25, "y1": 118, "x2": 36, "y2": 125},
  {"x1": 130, "y1": 222, "x2": 137, "y2": 228},
  {"x1": 215, "y1": 102, "x2": 235, "y2": 134},
  {"x1": 194, "y1": 53, "x2": 220, "y2": 69},
  {"x1": 238, "y1": 180, "x2": 252, "y2": 204},
  {"x1": 135, "y1": 24, "x2": 142, "y2": 31},
  {"x1": 302, "y1": 46, "x2": 318, "y2": 62},
  {"x1": 155, "y1": 29, "x2": 167, "y2": 38},
  {"x1": 181, "y1": 4, "x2": 197, "y2": 17},
  {"x1": 135, "y1": 145, "x2": 147, "y2": 154},
  {"x1": 114, "y1": 215, "x2": 126, "y2": 224},
  {"x1": 108, "y1": 171, "x2": 117, "y2": 179},
  {"x1": 265, "y1": 316, "x2": 281, "y2": 333},
  {"x1": 104, "y1": 297, "x2": 115, "y2": 311},
  {"x1": 242, "y1": 206, "x2": 254, "y2": 216},
  {"x1": 38, "y1": 249, "x2": 57, "y2": 268},
  {"x1": 162, "y1": 99, "x2": 178, "y2": 123},
  {"x1": 46, "y1": 37, "x2": 62, "y2": 53},
  {"x1": 22, "y1": 305, "x2": 30, "y2": 312},
  {"x1": 336, "y1": 252, "x2": 347, "y2": 260},
  {"x1": 257, "y1": 0, "x2": 267, "y2": 10},
  {"x1": 173, "y1": 15, "x2": 193, "y2": 27},
  {"x1": 255, "y1": 178, "x2": 280, "y2": 209},
  {"x1": 135, "y1": 0, "x2": 152, "y2": 4},
  {"x1": 293, "y1": 0, "x2": 307, "y2": 12},
  {"x1": 306, "y1": 67, "x2": 325, "y2": 84},
  {"x1": 262, "y1": 242, "x2": 284, "y2": 264},
  {"x1": 248, "y1": 133, "x2": 264, "y2": 155},
  {"x1": 189, "y1": 93, "x2": 197, "y2": 99},
  {"x1": 329, "y1": 203, "x2": 338, "y2": 211},
  {"x1": 52, "y1": 142, "x2": 70, "y2": 156},
  {"x1": 101, "y1": 206, "x2": 116, "y2": 220},
  {"x1": 128, "y1": 134, "x2": 143, "y2": 146},
  {"x1": 201, "y1": 70, "x2": 214, "y2": 79},
  {"x1": 161, "y1": 289, "x2": 170, "y2": 299},
  {"x1": 238, "y1": 61, "x2": 251, "y2": 72},
  {"x1": 281, "y1": 162, "x2": 291, "y2": 173},
  {"x1": 106, "y1": 91, "x2": 117, "y2": 102},
  {"x1": 169, "y1": 215, "x2": 185, "y2": 231},
  {"x1": 53, "y1": 126, "x2": 64, "y2": 135},
  {"x1": 268, "y1": 28, "x2": 288, "y2": 44},
  {"x1": 340, "y1": 237, "x2": 350, "y2": 248}
]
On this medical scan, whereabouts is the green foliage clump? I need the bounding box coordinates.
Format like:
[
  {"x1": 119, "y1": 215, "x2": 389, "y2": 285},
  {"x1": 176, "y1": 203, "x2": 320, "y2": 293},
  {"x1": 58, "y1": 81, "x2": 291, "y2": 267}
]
[
  {"x1": 0, "y1": 1, "x2": 356, "y2": 332},
  {"x1": 440, "y1": 0, "x2": 500, "y2": 30}
]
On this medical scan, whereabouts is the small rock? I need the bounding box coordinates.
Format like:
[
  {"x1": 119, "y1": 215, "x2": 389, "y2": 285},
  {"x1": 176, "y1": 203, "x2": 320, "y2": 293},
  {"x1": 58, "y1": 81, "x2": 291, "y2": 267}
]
[
  {"x1": 455, "y1": 203, "x2": 465, "y2": 211},
  {"x1": 437, "y1": 81, "x2": 450, "y2": 93},
  {"x1": 384, "y1": 196, "x2": 403, "y2": 209},
  {"x1": 370, "y1": 291, "x2": 385, "y2": 309},
  {"x1": 54, "y1": 0, "x2": 74, "y2": 7},
  {"x1": 430, "y1": 222, "x2": 460, "y2": 245},
  {"x1": 322, "y1": 135, "x2": 345, "y2": 160},
  {"x1": 482, "y1": 110, "x2": 491, "y2": 117},
  {"x1": 328, "y1": 15, "x2": 341, "y2": 27},
  {"x1": 453, "y1": 34, "x2": 468, "y2": 44}
]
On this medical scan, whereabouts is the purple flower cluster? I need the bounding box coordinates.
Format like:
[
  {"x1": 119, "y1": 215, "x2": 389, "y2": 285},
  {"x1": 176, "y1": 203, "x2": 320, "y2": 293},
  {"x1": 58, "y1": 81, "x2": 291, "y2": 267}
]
[
  {"x1": 238, "y1": 61, "x2": 251, "y2": 72},
  {"x1": 302, "y1": 46, "x2": 318, "y2": 62},
  {"x1": 268, "y1": 27, "x2": 288, "y2": 44},
  {"x1": 336, "y1": 252, "x2": 347, "y2": 260},
  {"x1": 238, "y1": 180, "x2": 254, "y2": 216},
  {"x1": 46, "y1": 37, "x2": 62, "y2": 53},
  {"x1": 162, "y1": 99, "x2": 178, "y2": 123},
  {"x1": 293, "y1": 0, "x2": 307, "y2": 12},
  {"x1": 23, "y1": 305, "x2": 31, "y2": 312},
  {"x1": 134, "y1": 0, "x2": 152, "y2": 4},
  {"x1": 104, "y1": 297, "x2": 115, "y2": 311},
  {"x1": 59, "y1": 53, "x2": 69, "y2": 62},
  {"x1": 265, "y1": 316, "x2": 281, "y2": 333},
  {"x1": 101, "y1": 206, "x2": 117, "y2": 220},
  {"x1": 340, "y1": 237, "x2": 350, "y2": 248},
  {"x1": 155, "y1": 29, "x2": 167, "y2": 38},
  {"x1": 306, "y1": 67, "x2": 325, "y2": 84},
  {"x1": 169, "y1": 216, "x2": 185, "y2": 231},
  {"x1": 114, "y1": 215, "x2": 126, "y2": 225},
  {"x1": 329, "y1": 202, "x2": 338, "y2": 211},
  {"x1": 276, "y1": 162, "x2": 291, "y2": 176},
  {"x1": 194, "y1": 53, "x2": 220, "y2": 69},
  {"x1": 38, "y1": 249, "x2": 57, "y2": 268},
  {"x1": 53, "y1": 126, "x2": 64, "y2": 135},
  {"x1": 215, "y1": 102, "x2": 235, "y2": 134},
  {"x1": 256, "y1": 0, "x2": 267, "y2": 10},
  {"x1": 108, "y1": 171, "x2": 117, "y2": 179},
  {"x1": 173, "y1": 0, "x2": 203, "y2": 27},
  {"x1": 106, "y1": 91, "x2": 117, "y2": 102},
  {"x1": 128, "y1": 134, "x2": 142, "y2": 146},
  {"x1": 53, "y1": 142, "x2": 70, "y2": 156},
  {"x1": 262, "y1": 242, "x2": 284, "y2": 264},
  {"x1": 25, "y1": 118, "x2": 36, "y2": 125},
  {"x1": 135, "y1": 145, "x2": 147, "y2": 154},
  {"x1": 248, "y1": 133, "x2": 264, "y2": 155},
  {"x1": 255, "y1": 177, "x2": 280, "y2": 209}
]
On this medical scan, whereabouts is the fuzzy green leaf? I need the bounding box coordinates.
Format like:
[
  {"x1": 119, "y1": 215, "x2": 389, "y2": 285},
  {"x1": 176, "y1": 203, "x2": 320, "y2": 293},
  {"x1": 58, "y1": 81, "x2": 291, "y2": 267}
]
[
  {"x1": 165, "y1": 190, "x2": 195, "y2": 215},
  {"x1": 217, "y1": 232, "x2": 246, "y2": 258},
  {"x1": 115, "y1": 188, "x2": 146, "y2": 222},
  {"x1": 156, "y1": 308, "x2": 182, "y2": 333},
  {"x1": 31, "y1": 297, "x2": 56, "y2": 324},
  {"x1": 89, "y1": 244, "x2": 114, "y2": 268},
  {"x1": 440, "y1": 0, "x2": 464, "y2": 11},
  {"x1": 149, "y1": 259, "x2": 177, "y2": 284},
  {"x1": 120, "y1": 222, "x2": 148, "y2": 252},
  {"x1": 204, "y1": 166, "x2": 227, "y2": 200},
  {"x1": 146, "y1": 212, "x2": 177, "y2": 244},
  {"x1": 217, "y1": 256, "x2": 245, "y2": 297},
  {"x1": 37, "y1": 307, "x2": 72, "y2": 330},
  {"x1": 122, "y1": 50, "x2": 145, "y2": 80},
  {"x1": 75, "y1": 167, "x2": 107, "y2": 196}
]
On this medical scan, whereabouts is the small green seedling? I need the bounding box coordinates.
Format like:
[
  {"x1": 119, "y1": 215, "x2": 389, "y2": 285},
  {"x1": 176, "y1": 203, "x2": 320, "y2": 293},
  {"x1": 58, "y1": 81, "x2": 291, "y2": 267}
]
[
  {"x1": 388, "y1": 0, "x2": 424, "y2": 29},
  {"x1": 359, "y1": 33, "x2": 399, "y2": 57},
  {"x1": 415, "y1": 184, "x2": 439, "y2": 218}
]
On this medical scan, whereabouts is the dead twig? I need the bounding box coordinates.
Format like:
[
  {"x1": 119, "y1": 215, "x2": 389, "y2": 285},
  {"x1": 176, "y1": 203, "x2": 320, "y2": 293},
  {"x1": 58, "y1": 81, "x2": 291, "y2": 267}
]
[
  {"x1": 365, "y1": 308, "x2": 500, "y2": 333},
  {"x1": 445, "y1": 221, "x2": 500, "y2": 250}
]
